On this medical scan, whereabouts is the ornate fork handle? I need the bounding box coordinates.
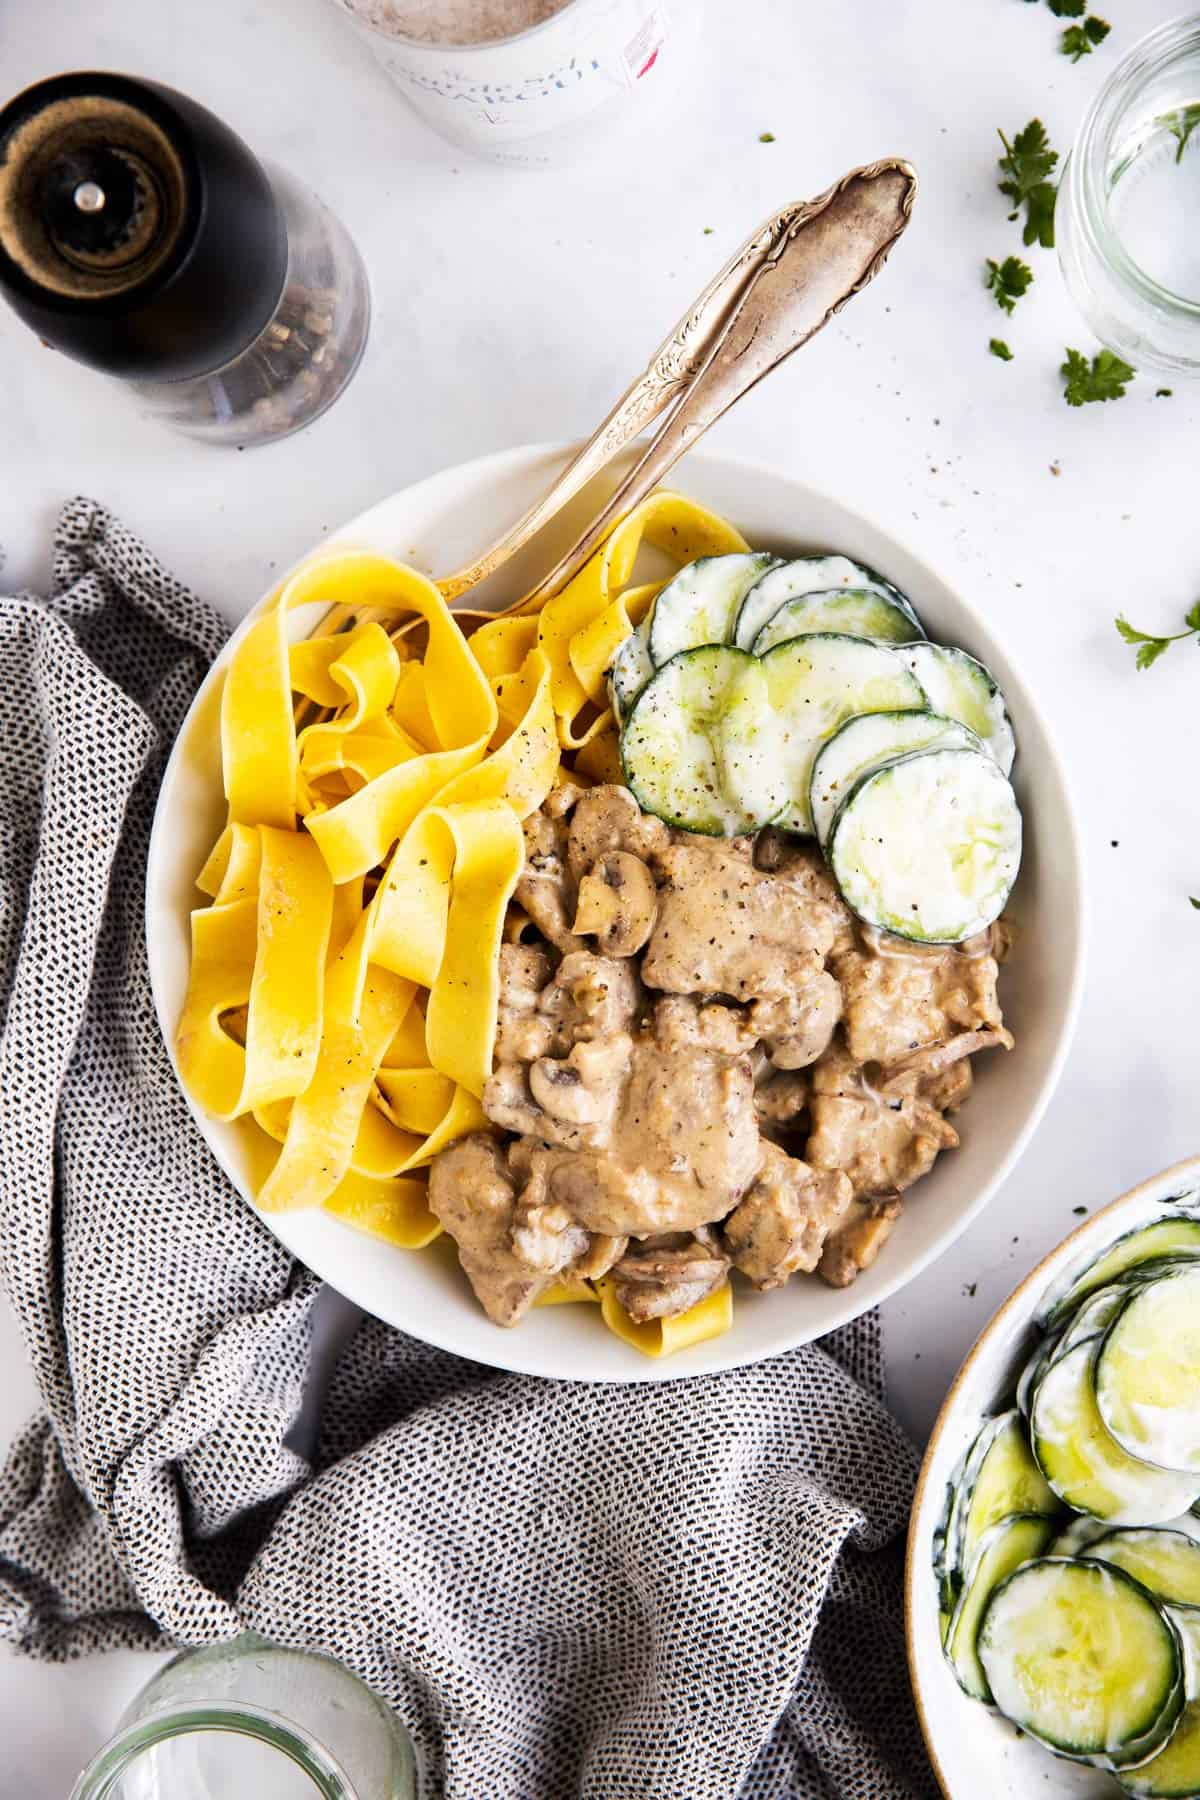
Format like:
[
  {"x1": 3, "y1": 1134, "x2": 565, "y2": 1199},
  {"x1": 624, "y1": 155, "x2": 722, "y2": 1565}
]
[
  {"x1": 517, "y1": 158, "x2": 918, "y2": 611},
  {"x1": 435, "y1": 199, "x2": 814, "y2": 603}
]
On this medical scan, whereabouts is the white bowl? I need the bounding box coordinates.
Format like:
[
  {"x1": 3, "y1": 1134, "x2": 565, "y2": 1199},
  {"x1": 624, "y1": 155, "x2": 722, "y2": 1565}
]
[
  {"x1": 146, "y1": 441, "x2": 1085, "y2": 1383},
  {"x1": 906, "y1": 1153, "x2": 1200, "y2": 1798}
]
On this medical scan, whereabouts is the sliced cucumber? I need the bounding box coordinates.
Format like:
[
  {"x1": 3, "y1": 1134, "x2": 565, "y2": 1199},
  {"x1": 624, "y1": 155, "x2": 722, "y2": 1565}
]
[
  {"x1": 1096, "y1": 1267, "x2": 1200, "y2": 1476},
  {"x1": 1050, "y1": 1514, "x2": 1115, "y2": 1557},
  {"x1": 1084, "y1": 1528, "x2": 1200, "y2": 1608},
  {"x1": 979, "y1": 1557, "x2": 1185, "y2": 1765},
  {"x1": 944, "y1": 1513, "x2": 1056, "y2": 1700},
  {"x1": 1059, "y1": 1285, "x2": 1131, "y2": 1359},
  {"x1": 1030, "y1": 1338, "x2": 1200, "y2": 1524},
  {"x1": 901, "y1": 643, "x2": 1016, "y2": 777},
  {"x1": 758, "y1": 633, "x2": 925, "y2": 835},
  {"x1": 620, "y1": 645, "x2": 784, "y2": 836},
  {"x1": 826, "y1": 745, "x2": 1021, "y2": 945},
  {"x1": 1039, "y1": 1213, "x2": 1200, "y2": 1331},
  {"x1": 751, "y1": 587, "x2": 923, "y2": 654},
  {"x1": 933, "y1": 1474, "x2": 960, "y2": 1614},
  {"x1": 733, "y1": 553, "x2": 921, "y2": 653},
  {"x1": 1016, "y1": 1332, "x2": 1062, "y2": 1420},
  {"x1": 947, "y1": 1412, "x2": 1060, "y2": 1602},
  {"x1": 1018, "y1": 1291, "x2": 1127, "y2": 1419},
  {"x1": 609, "y1": 616, "x2": 654, "y2": 721},
  {"x1": 1122, "y1": 1695, "x2": 1200, "y2": 1798},
  {"x1": 808, "y1": 710, "x2": 981, "y2": 847},
  {"x1": 647, "y1": 553, "x2": 779, "y2": 667}
]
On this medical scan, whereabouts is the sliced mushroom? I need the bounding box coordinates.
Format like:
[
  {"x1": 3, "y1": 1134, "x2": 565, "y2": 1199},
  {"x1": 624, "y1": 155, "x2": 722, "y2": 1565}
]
[
  {"x1": 573, "y1": 1233, "x2": 629, "y2": 1280},
  {"x1": 877, "y1": 1025, "x2": 1014, "y2": 1100},
  {"x1": 572, "y1": 851, "x2": 658, "y2": 957},
  {"x1": 528, "y1": 1035, "x2": 631, "y2": 1127}
]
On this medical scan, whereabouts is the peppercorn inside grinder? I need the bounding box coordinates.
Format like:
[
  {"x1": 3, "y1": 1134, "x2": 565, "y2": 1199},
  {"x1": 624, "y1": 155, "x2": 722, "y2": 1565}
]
[{"x1": 0, "y1": 73, "x2": 370, "y2": 446}]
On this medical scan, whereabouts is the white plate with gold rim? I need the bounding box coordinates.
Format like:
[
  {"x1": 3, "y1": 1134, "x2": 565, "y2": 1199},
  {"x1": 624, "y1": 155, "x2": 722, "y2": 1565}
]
[
  {"x1": 145, "y1": 441, "x2": 1085, "y2": 1382},
  {"x1": 906, "y1": 1153, "x2": 1200, "y2": 1798}
]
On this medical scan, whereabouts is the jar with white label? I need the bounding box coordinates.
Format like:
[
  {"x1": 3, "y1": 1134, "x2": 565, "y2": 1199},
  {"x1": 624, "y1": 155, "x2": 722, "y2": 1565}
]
[{"x1": 330, "y1": 0, "x2": 694, "y2": 166}]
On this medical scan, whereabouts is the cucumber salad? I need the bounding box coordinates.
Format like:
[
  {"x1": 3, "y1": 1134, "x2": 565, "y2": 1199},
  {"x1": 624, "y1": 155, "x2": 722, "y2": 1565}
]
[
  {"x1": 935, "y1": 1185, "x2": 1200, "y2": 1793},
  {"x1": 610, "y1": 549, "x2": 1021, "y2": 945}
]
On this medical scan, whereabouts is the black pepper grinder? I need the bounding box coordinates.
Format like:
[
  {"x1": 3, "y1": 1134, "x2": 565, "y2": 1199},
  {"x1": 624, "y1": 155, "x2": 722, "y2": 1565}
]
[{"x1": 0, "y1": 72, "x2": 370, "y2": 446}]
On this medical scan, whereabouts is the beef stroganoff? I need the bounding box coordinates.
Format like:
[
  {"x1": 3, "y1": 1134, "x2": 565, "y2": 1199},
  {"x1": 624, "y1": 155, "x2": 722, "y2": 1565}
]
[{"x1": 176, "y1": 492, "x2": 1021, "y2": 1356}]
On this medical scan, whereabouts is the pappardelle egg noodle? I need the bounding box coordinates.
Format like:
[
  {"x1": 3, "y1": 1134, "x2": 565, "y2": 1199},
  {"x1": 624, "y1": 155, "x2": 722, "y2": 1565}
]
[{"x1": 177, "y1": 491, "x2": 1021, "y2": 1358}]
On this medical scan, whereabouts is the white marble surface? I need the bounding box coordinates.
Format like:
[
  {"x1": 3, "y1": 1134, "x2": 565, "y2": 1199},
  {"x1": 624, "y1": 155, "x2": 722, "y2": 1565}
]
[{"x1": 3, "y1": 0, "x2": 1199, "y2": 1786}]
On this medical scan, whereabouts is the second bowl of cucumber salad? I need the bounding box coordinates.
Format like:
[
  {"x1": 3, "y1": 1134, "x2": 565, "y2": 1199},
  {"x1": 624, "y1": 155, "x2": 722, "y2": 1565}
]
[{"x1": 908, "y1": 1155, "x2": 1200, "y2": 1798}]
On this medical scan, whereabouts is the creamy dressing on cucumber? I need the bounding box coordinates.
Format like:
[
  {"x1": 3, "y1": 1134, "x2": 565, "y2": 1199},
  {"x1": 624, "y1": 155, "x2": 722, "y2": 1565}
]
[
  {"x1": 827, "y1": 747, "x2": 1021, "y2": 943},
  {"x1": 751, "y1": 587, "x2": 922, "y2": 653},
  {"x1": 1030, "y1": 1339, "x2": 1199, "y2": 1523},
  {"x1": 808, "y1": 709, "x2": 979, "y2": 846},
  {"x1": 759, "y1": 633, "x2": 925, "y2": 834},
  {"x1": 1097, "y1": 1267, "x2": 1200, "y2": 1475},
  {"x1": 1038, "y1": 1206, "x2": 1200, "y2": 1328},
  {"x1": 648, "y1": 553, "x2": 778, "y2": 667},
  {"x1": 1084, "y1": 1528, "x2": 1200, "y2": 1607},
  {"x1": 979, "y1": 1560, "x2": 1183, "y2": 1758},
  {"x1": 902, "y1": 643, "x2": 1016, "y2": 776},
  {"x1": 620, "y1": 645, "x2": 784, "y2": 835},
  {"x1": 733, "y1": 553, "x2": 920, "y2": 652}
]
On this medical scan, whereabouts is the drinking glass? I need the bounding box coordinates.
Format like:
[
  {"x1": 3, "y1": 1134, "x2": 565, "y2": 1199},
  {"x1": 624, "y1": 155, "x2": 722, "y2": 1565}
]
[
  {"x1": 1058, "y1": 12, "x2": 1200, "y2": 376},
  {"x1": 68, "y1": 1634, "x2": 418, "y2": 1800}
]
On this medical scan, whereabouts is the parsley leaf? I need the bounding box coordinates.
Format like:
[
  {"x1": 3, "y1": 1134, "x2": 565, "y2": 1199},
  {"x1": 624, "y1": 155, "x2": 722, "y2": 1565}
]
[
  {"x1": 1048, "y1": 0, "x2": 1085, "y2": 14},
  {"x1": 998, "y1": 121, "x2": 1059, "y2": 247},
  {"x1": 986, "y1": 255, "x2": 1034, "y2": 314},
  {"x1": 1115, "y1": 604, "x2": 1200, "y2": 669},
  {"x1": 1191, "y1": 897, "x2": 1200, "y2": 911},
  {"x1": 1062, "y1": 346, "x2": 1135, "y2": 405},
  {"x1": 758, "y1": 132, "x2": 776, "y2": 143},
  {"x1": 1062, "y1": 16, "x2": 1111, "y2": 60},
  {"x1": 1165, "y1": 103, "x2": 1200, "y2": 163},
  {"x1": 989, "y1": 337, "x2": 1014, "y2": 360}
]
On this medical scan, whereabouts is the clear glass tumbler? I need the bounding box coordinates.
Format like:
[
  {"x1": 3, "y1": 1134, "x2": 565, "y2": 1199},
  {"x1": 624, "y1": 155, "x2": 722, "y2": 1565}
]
[
  {"x1": 1058, "y1": 12, "x2": 1200, "y2": 377},
  {"x1": 68, "y1": 1634, "x2": 418, "y2": 1800}
]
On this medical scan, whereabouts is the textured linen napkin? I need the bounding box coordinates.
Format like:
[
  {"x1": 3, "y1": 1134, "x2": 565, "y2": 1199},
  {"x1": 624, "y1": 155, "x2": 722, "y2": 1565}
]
[{"x1": 0, "y1": 500, "x2": 937, "y2": 1800}]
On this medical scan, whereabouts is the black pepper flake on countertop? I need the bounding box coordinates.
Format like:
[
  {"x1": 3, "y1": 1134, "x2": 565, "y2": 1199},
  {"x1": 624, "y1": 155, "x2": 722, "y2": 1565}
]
[
  {"x1": 1073, "y1": 1205, "x2": 1088, "y2": 1215},
  {"x1": 1111, "y1": 840, "x2": 1119, "y2": 848},
  {"x1": 964, "y1": 1282, "x2": 978, "y2": 1298}
]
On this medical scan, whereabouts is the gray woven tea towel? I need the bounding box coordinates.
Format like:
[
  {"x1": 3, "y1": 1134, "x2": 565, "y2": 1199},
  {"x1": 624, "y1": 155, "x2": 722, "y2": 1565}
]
[{"x1": 0, "y1": 500, "x2": 937, "y2": 1800}]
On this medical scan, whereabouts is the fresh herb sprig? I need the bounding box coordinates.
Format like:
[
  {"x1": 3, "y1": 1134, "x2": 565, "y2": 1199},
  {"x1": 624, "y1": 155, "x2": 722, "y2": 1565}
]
[
  {"x1": 998, "y1": 120, "x2": 1059, "y2": 248},
  {"x1": 1114, "y1": 602, "x2": 1200, "y2": 670},
  {"x1": 989, "y1": 337, "x2": 1014, "y2": 361},
  {"x1": 1166, "y1": 103, "x2": 1200, "y2": 163},
  {"x1": 986, "y1": 255, "x2": 1034, "y2": 314},
  {"x1": 1047, "y1": 0, "x2": 1085, "y2": 15},
  {"x1": 1061, "y1": 15, "x2": 1110, "y2": 60},
  {"x1": 1061, "y1": 347, "x2": 1135, "y2": 405}
]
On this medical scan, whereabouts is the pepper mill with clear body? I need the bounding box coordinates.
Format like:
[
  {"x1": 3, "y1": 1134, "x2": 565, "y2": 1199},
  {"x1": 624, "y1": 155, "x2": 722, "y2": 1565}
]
[{"x1": 0, "y1": 72, "x2": 370, "y2": 447}]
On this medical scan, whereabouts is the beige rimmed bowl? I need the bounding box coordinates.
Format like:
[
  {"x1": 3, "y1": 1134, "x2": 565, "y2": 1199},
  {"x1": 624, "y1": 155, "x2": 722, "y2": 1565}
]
[
  {"x1": 906, "y1": 1153, "x2": 1200, "y2": 1798},
  {"x1": 146, "y1": 440, "x2": 1085, "y2": 1382}
]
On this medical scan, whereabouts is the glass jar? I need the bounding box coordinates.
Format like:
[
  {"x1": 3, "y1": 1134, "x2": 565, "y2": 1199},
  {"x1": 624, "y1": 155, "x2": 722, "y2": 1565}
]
[
  {"x1": 1058, "y1": 12, "x2": 1200, "y2": 377},
  {"x1": 330, "y1": 0, "x2": 694, "y2": 167},
  {"x1": 69, "y1": 1634, "x2": 418, "y2": 1800}
]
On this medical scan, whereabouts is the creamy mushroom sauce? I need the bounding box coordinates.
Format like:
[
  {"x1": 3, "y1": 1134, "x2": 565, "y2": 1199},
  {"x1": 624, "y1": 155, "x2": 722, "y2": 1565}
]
[{"x1": 427, "y1": 784, "x2": 1013, "y2": 1328}]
